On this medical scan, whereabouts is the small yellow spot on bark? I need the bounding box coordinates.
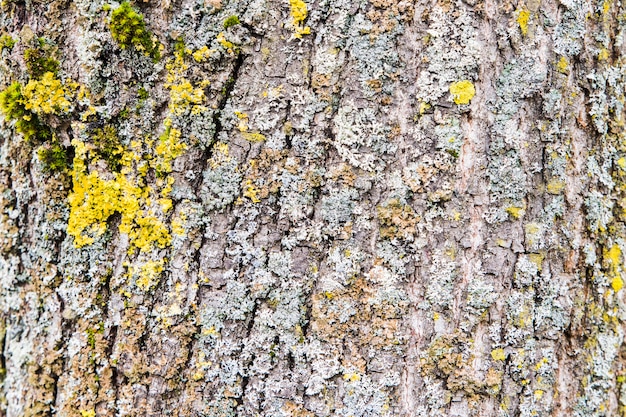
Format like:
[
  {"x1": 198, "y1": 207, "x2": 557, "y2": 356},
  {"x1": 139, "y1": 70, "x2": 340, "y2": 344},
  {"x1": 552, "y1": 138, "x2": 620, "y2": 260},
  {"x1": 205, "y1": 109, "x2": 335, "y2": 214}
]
[
  {"x1": 516, "y1": 9, "x2": 530, "y2": 36},
  {"x1": 491, "y1": 348, "x2": 506, "y2": 361},
  {"x1": 546, "y1": 179, "x2": 565, "y2": 195},
  {"x1": 449, "y1": 80, "x2": 475, "y2": 105},
  {"x1": 506, "y1": 206, "x2": 524, "y2": 219}
]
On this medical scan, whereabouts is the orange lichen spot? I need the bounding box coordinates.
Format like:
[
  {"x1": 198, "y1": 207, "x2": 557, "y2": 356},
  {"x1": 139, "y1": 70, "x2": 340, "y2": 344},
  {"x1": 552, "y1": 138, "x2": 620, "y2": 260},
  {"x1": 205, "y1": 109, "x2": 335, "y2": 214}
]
[
  {"x1": 377, "y1": 199, "x2": 419, "y2": 239},
  {"x1": 449, "y1": 80, "x2": 475, "y2": 105}
]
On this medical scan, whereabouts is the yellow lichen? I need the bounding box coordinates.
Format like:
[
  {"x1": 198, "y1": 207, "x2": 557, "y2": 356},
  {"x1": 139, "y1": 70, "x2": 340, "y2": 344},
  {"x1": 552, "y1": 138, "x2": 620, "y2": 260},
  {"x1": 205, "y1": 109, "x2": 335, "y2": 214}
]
[
  {"x1": 506, "y1": 206, "x2": 524, "y2": 219},
  {"x1": 516, "y1": 9, "x2": 530, "y2": 36},
  {"x1": 154, "y1": 123, "x2": 187, "y2": 174},
  {"x1": 546, "y1": 179, "x2": 565, "y2": 195},
  {"x1": 134, "y1": 260, "x2": 165, "y2": 291},
  {"x1": 343, "y1": 373, "x2": 361, "y2": 382},
  {"x1": 556, "y1": 56, "x2": 569, "y2": 74},
  {"x1": 22, "y1": 72, "x2": 73, "y2": 114},
  {"x1": 67, "y1": 139, "x2": 171, "y2": 252},
  {"x1": 529, "y1": 253, "x2": 544, "y2": 271},
  {"x1": 242, "y1": 132, "x2": 266, "y2": 142},
  {"x1": 449, "y1": 80, "x2": 475, "y2": 105},
  {"x1": 165, "y1": 54, "x2": 207, "y2": 115},
  {"x1": 192, "y1": 46, "x2": 215, "y2": 62},
  {"x1": 235, "y1": 111, "x2": 266, "y2": 142},
  {"x1": 216, "y1": 32, "x2": 236, "y2": 53},
  {"x1": 491, "y1": 348, "x2": 506, "y2": 361},
  {"x1": 172, "y1": 211, "x2": 187, "y2": 236},
  {"x1": 288, "y1": 0, "x2": 311, "y2": 38},
  {"x1": 598, "y1": 48, "x2": 610, "y2": 61},
  {"x1": 605, "y1": 244, "x2": 624, "y2": 292},
  {"x1": 243, "y1": 179, "x2": 261, "y2": 203}
]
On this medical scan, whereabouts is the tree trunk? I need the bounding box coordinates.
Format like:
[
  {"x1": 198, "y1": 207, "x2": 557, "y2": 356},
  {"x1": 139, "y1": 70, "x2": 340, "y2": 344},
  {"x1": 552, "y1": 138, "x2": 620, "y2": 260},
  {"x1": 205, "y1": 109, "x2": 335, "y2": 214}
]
[{"x1": 1, "y1": 0, "x2": 625, "y2": 415}]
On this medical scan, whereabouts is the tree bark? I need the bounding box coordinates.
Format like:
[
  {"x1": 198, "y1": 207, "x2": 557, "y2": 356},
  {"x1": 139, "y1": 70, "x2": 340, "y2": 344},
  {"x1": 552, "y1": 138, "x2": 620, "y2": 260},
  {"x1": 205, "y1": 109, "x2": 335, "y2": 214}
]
[{"x1": 1, "y1": 0, "x2": 625, "y2": 416}]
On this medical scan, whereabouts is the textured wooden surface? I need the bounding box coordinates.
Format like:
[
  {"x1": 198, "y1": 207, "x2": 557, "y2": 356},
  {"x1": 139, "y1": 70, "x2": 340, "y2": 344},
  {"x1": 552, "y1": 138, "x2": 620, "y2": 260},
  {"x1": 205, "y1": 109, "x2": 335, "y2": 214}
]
[{"x1": 1, "y1": 0, "x2": 626, "y2": 416}]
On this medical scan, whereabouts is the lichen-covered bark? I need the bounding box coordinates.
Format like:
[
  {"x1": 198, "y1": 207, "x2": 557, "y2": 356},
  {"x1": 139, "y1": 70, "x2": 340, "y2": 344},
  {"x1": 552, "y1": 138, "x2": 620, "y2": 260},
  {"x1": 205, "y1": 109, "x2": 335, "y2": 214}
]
[{"x1": 1, "y1": 0, "x2": 626, "y2": 416}]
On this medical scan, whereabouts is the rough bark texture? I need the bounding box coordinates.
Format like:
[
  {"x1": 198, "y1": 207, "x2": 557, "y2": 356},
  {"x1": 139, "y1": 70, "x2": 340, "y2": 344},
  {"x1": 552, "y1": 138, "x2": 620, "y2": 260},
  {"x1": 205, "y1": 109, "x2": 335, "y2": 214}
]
[{"x1": 1, "y1": 0, "x2": 626, "y2": 416}]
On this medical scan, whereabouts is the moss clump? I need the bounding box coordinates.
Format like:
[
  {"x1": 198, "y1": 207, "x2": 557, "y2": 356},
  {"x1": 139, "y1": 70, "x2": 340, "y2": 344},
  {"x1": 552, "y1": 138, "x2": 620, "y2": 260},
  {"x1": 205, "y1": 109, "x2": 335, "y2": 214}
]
[
  {"x1": 109, "y1": 1, "x2": 159, "y2": 60},
  {"x1": 137, "y1": 87, "x2": 149, "y2": 100},
  {"x1": 91, "y1": 125, "x2": 124, "y2": 171},
  {"x1": 24, "y1": 48, "x2": 59, "y2": 79},
  {"x1": 223, "y1": 15, "x2": 240, "y2": 28},
  {"x1": 0, "y1": 82, "x2": 51, "y2": 142},
  {"x1": 0, "y1": 34, "x2": 16, "y2": 51},
  {"x1": 37, "y1": 140, "x2": 70, "y2": 173}
]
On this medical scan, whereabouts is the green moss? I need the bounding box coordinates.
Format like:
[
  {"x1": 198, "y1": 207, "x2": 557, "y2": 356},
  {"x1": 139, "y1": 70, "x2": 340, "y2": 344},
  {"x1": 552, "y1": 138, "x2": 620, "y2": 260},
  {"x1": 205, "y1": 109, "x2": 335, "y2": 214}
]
[
  {"x1": 173, "y1": 36, "x2": 186, "y2": 56},
  {"x1": 0, "y1": 34, "x2": 15, "y2": 51},
  {"x1": 24, "y1": 48, "x2": 59, "y2": 79},
  {"x1": 91, "y1": 125, "x2": 124, "y2": 172},
  {"x1": 37, "y1": 140, "x2": 70, "y2": 173},
  {"x1": 109, "y1": 1, "x2": 159, "y2": 61},
  {"x1": 0, "y1": 82, "x2": 51, "y2": 142},
  {"x1": 119, "y1": 107, "x2": 130, "y2": 119},
  {"x1": 137, "y1": 87, "x2": 149, "y2": 100},
  {"x1": 223, "y1": 15, "x2": 240, "y2": 29}
]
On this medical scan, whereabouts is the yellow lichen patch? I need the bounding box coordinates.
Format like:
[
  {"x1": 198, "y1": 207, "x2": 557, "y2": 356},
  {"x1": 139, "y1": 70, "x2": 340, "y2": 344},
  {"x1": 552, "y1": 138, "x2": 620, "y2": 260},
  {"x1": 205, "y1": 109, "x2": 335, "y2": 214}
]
[
  {"x1": 598, "y1": 48, "x2": 609, "y2": 61},
  {"x1": 216, "y1": 32, "x2": 236, "y2": 53},
  {"x1": 165, "y1": 54, "x2": 207, "y2": 115},
  {"x1": 130, "y1": 215, "x2": 171, "y2": 253},
  {"x1": 449, "y1": 80, "x2": 475, "y2": 105},
  {"x1": 243, "y1": 179, "x2": 261, "y2": 203},
  {"x1": 343, "y1": 372, "x2": 361, "y2": 382},
  {"x1": 546, "y1": 179, "x2": 565, "y2": 195},
  {"x1": 242, "y1": 132, "x2": 266, "y2": 142},
  {"x1": 172, "y1": 211, "x2": 187, "y2": 236},
  {"x1": 516, "y1": 8, "x2": 530, "y2": 36},
  {"x1": 135, "y1": 260, "x2": 165, "y2": 291},
  {"x1": 192, "y1": 45, "x2": 215, "y2": 62},
  {"x1": 154, "y1": 123, "x2": 187, "y2": 174},
  {"x1": 491, "y1": 348, "x2": 506, "y2": 361},
  {"x1": 67, "y1": 139, "x2": 172, "y2": 253},
  {"x1": 288, "y1": 0, "x2": 311, "y2": 38},
  {"x1": 80, "y1": 410, "x2": 96, "y2": 417},
  {"x1": 556, "y1": 56, "x2": 569, "y2": 74},
  {"x1": 234, "y1": 111, "x2": 266, "y2": 142},
  {"x1": 22, "y1": 72, "x2": 74, "y2": 114},
  {"x1": 617, "y1": 157, "x2": 626, "y2": 169},
  {"x1": 506, "y1": 205, "x2": 524, "y2": 219},
  {"x1": 529, "y1": 253, "x2": 544, "y2": 271},
  {"x1": 605, "y1": 244, "x2": 624, "y2": 292}
]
